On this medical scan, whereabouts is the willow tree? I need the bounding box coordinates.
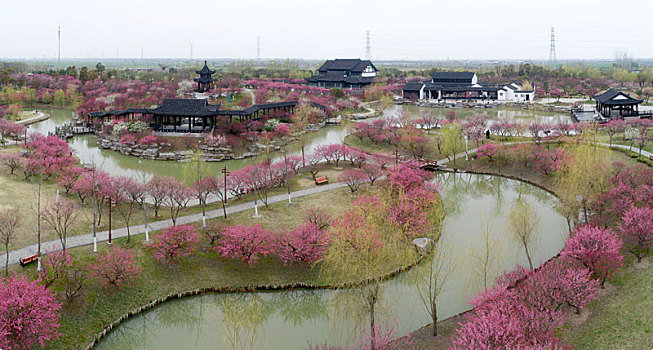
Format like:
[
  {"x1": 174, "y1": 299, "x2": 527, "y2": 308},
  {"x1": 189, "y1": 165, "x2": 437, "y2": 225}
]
[
  {"x1": 508, "y1": 200, "x2": 539, "y2": 270},
  {"x1": 183, "y1": 151, "x2": 209, "y2": 227},
  {"x1": 414, "y1": 234, "x2": 453, "y2": 336},
  {"x1": 556, "y1": 132, "x2": 612, "y2": 225},
  {"x1": 320, "y1": 194, "x2": 416, "y2": 348},
  {"x1": 441, "y1": 121, "x2": 463, "y2": 165}
]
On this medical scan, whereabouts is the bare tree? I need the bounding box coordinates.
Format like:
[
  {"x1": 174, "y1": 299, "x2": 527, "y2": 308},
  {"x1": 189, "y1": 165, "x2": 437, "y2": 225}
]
[
  {"x1": 42, "y1": 199, "x2": 79, "y2": 254},
  {"x1": 466, "y1": 216, "x2": 503, "y2": 291},
  {"x1": 508, "y1": 200, "x2": 539, "y2": 270},
  {"x1": 0, "y1": 208, "x2": 20, "y2": 277},
  {"x1": 415, "y1": 234, "x2": 453, "y2": 336}
]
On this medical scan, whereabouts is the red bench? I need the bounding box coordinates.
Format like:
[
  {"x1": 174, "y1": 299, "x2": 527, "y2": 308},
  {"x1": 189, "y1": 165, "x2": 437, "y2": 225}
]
[
  {"x1": 315, "y1": 176, "x2": 329, "y2": 185},
  {"x1": 19, "y1": 254, "x2": 38, "y2": 267}
]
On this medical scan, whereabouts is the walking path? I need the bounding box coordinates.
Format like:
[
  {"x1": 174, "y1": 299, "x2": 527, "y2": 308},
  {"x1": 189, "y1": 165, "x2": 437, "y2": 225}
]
[
  {"x1": 1, "y1": 182, "x2": 348, "y2": 267},
  {"x1": 3, "y1": 140, "x2": 650, "y2": 268},
  {"x1": 16, "y1": 111, "x2": 50, "y2": 125}
]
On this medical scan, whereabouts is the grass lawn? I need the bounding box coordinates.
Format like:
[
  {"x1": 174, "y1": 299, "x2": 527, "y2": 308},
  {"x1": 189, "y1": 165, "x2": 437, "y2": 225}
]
[
  {"x1": 564, "y1": 259, "x2": 653, "y2": 349},
  {"x1": 9, "y1": 185, "x2": 365, "y2": 349}
]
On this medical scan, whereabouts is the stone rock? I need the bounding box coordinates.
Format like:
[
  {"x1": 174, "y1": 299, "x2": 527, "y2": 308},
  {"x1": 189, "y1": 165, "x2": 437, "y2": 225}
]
[{"x1": 412, "y1": 237, "x2": 434, "y2": 254}]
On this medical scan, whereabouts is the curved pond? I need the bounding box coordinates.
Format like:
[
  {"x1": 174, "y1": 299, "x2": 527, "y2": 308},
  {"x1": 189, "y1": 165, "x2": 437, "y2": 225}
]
[
  {"x1": 95, "y1": 173, "x2": 568, "y2": 350},
  {"x1": 27, "y1": 109, "x2": 349, "y2": 181},
  {"x1": 27, "y1": 106, "x2": 570, "y2": 181}
]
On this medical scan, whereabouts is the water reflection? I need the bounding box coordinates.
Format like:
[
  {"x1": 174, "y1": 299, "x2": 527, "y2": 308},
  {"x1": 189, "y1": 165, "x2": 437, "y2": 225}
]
[{"x1": 96, "y1": 173, "x2": 568, "y2": 350}]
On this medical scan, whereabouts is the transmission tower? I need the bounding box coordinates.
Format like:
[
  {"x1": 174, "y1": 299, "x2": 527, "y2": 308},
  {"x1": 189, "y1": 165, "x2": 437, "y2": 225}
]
[
  {"x1": 365, "y1": 31, "x2": 372, "y2": 60},
  {"x1": 549, "y1": 27, "x2": 557, "y2": 64},
  {"x1": 256, "y1": 37, "x2": 261, "y2": 64},
  {"x1": 57, "y1": 25, "x2": 61, "y2": 64},
  {"x1": 190, "y1": 42, "x2": 193, "y2": 60}
]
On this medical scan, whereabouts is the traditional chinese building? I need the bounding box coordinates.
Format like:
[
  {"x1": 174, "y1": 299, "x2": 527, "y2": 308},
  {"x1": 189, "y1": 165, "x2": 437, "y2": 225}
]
[
  {"x1": 592, "y1": 88, "x2": 645, "y2": 118},
  {"x1": 194, "y1": 61, "x2": 216, "y2": 93},
  {"x1": 306, "y1": 59, "x2": 378, "y2": 89},
  {"x1": 402, "y1": 71, "x2": 535, "y2": 103}
]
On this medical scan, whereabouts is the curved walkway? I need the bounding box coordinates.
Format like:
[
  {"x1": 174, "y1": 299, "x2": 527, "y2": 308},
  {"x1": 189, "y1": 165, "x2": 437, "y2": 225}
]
[{"x1": 1, "y1": 181, "x2": 347, "y2": 267}]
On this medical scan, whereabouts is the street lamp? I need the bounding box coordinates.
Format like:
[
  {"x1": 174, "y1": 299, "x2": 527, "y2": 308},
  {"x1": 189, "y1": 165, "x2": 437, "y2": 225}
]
[
  {"x1": 106, "y1": 196, "x2": 113, "y2": 244},
  {"x1": 464, "y1": 135, "x2": 469, "y2": 161}
]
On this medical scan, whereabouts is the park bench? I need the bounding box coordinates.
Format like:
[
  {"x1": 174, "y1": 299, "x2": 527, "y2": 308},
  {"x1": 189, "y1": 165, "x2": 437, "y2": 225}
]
[
  {"x1": 19, "y1": 254, "x2": 38, "y2": 267},
  {"x1": 315, "y1": 176, "x2": 329, "y2": 185}
]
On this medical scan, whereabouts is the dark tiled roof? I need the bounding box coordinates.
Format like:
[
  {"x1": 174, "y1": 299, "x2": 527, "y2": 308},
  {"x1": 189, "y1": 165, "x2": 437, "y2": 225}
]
[
  {"x1": 196, "y1": 61, "x2": 216, "y2": 75},
  {"x1": 317, "y1": 59, "x2": 377, "y2": 73},
  {"x1": 150, "y1": 99, "x2": 221, "y2": 117},
  {"x1": 403, "y1": 82, "x2": 424, "y2": 92},
  {"x1": 432, "y1": 71, "x2": 476, "y2": 83},
  {"x1": 307, "y1": 71, "x2": 374, "y2": 85},
  {"x1": 193, "y1": 76, "x2": 214, "y2": 84},
  {"x1": 592, "y1": 88, "x2": 643, "y2": 105},
  {"x1": 219, "y1": 101, "x2": 300, "y2": 116}
]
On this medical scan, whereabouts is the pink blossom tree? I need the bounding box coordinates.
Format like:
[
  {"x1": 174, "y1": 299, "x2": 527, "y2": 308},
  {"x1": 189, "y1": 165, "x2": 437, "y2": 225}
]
[
  {"x1": 38, "y1": 250, "x2": 73, "y2": 289},
  {"x1": 149, "y1": 224, "x2": 200, "y2": 265},
  {"x1": 113, "y1": 176, "x2": 145, "y2": 242},
  {"x1": 561, "y1": 225, "x2": 623, "y2": 287},
  {"x1": 604, "y1": 119, "x2": 627, "y2": 147},
  {"x1": 166, "y1": 179, "x2": 194, "y2": 226},
  {"x1": 276, "y1": 223, "x2": 328, "y2": 266},
  {"x1": 56, "y1": 166, "x2": 86, "y2": 195},
  {"x1": 0, "y1": 276, "x2": 61, "y2": 350},
  {"x1": 145, "y1": 175, "x2": 172, "y2": 217},
  {"x1": 339, "y1": 169, "x2": 367, "y2": 192},
  {"x1": 476, "y1": 143, "x2": 497, "y2": 160},
  {"x1": 216, "y1": 224, "x2": 274, "y2": 265},
  {"x1": 618, "y1": 205, "x2": 653, "y2": 262},
  {"x1": 90, "y1": 248, "x2": 141, "y2": 288}
]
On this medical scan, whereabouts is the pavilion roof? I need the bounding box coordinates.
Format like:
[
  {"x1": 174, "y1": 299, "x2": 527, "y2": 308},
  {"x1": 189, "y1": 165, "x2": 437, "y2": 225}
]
[
  {"x1": 149, "y1": 98, "x2": 221, "y2": 117},
  {"x1": 592, "y1": 88, "x2": 643, "y2": 105},
  {"x1": 195, "y1": 61, "x2": 216, "y2": 75}
]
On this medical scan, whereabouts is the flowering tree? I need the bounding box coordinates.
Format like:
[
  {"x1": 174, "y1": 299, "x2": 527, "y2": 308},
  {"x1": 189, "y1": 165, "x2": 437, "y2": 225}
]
[
  {"x1": 339, "y1": 169, "x2": 367, "y2": 192},
  {"x1": 56, "y1": 166, "x2": 85, "y2": 195},
  {"x1": 216, "y1": 224, "x2": 274, "y2": 265},
  {"x1": 316, "y1": 144, "x2": 346, "y2": 167},
  {"x1": 38, "y1": 250, "x2": 73, "y2": 289},
  {"x1": 0, "y1": 118, "x2": 24, "y2": 146},
  {"x1": 0, "y1": 276, "x2": 61, "y2": 350},
  {"x1": 113, "y1": 176, "x2": 145, "y2": 242},
  {"x1": 90, "y1": 248, "x2": 141, "y2": 288},
  {"x1": 361, "y1": 163, "x2": 383, "y2": 186},
  {"x1": 24, "y1": 134, "x2": 75, "y2": 178},
  {"x1": 149, "y1": 225, "x2": 200, "y2": 265},
  {"x1": 476, "y1": 143, "x2": 497, "y2": 160},
  {"x1": 305, "y1": 152, "x2": 323, "y2": 180},
  {"x1": 604, "y1": 119, "x2": 627, "y2": 147},
  {"x1": 618, "y1": 205, "x2": 653, "y2": 262},
  {"x1": 561, "y1": 225, "x2": 623, "y2": 287},
  {"x1": 167, "y1": 179, "x2": 194, "y2": 226},
  {"x1": 42, "y1": 199, "x2": 79, "y2": 253},
  {"x1": 145, "y1": 175, "x2": 172, "y2": 217},
  {"x1": 0, "y1": 208, "x2": 20, "y2": 277},
  {"x1": 276, "y1": 223, "x2": 328, "y2": 266},
  {"x1": 303, "y1": 206, "x2": 332, "y2": 232}
]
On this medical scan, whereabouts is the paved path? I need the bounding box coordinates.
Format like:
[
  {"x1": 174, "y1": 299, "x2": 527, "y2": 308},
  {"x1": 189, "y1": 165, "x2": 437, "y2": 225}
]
[
  {"x1": 601, "y1": 142, "x2": 653, "y2": 158},
  {"x1": 1, "y1": 181, "x2": 348, "y2": 267},
  {"x1": 16, "y1": 111, "x2": 49, "y2": 125},
  {"x1": 4, "y1": 139, "x2": 649, "y2": 267}
]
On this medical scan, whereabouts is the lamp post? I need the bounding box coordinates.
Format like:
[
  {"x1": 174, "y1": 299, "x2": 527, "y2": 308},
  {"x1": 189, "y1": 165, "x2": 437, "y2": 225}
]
[
  {"x1": 221, "y1": 166, "x2": 229, "y2": 218},
  {"x1": 464, "y1": 135, "x2": 469, "y2": 161},
  {"x1": 106, "y1": 196, "x2": 113, "y2": 244}
]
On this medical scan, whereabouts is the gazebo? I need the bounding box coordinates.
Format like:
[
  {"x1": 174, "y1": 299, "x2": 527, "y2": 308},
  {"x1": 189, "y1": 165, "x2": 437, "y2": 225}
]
[
  {"x1": 194, "y1": 61, "x2": 216, "y2": 93},
  {"x1": 592, "y1": 88, "x2": 643, "y2": 118}
]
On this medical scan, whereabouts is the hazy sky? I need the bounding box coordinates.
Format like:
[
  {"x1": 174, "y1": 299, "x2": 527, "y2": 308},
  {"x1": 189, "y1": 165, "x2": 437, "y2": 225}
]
[{"x1": 2, "y1": 0, "x2": 653, "y2": 61}]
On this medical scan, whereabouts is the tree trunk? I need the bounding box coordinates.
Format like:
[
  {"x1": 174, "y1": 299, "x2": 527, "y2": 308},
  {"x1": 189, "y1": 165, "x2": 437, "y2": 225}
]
[
  {"x1": 523, "y1": 239, "x2": 534, "y2": 270},
  {"x1": 4, "y1": 244, "x2": 8, "y2": 278},
  {"x1": 432, "y1": 302, "x2": 438, "y2": 336}
]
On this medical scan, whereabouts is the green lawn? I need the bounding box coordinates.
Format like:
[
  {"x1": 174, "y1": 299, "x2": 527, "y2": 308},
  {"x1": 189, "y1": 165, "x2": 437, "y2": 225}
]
[
  {"x1": 564, "y1": 260, "x2": 653, "y2": 349},
  {"x1": 11, "y1": 185, "x2": 362, "y2": 349}
]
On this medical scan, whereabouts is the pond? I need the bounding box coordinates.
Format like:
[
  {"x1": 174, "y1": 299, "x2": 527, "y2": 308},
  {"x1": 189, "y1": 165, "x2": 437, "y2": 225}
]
[
  {"x1": 27, "y1": 106, "x2": 571, "y2": 181},
  {"x1": 95, "y1": 173, "x2": 568, "y2": 350},
  {"x1": 27, "y1": 109, "x2": 348, "y2": 181}
]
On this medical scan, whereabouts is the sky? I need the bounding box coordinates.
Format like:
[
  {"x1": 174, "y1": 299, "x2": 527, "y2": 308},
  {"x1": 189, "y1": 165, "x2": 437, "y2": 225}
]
[{"x1": 2, "y1": 0, "x2": 653, "y2": 61}]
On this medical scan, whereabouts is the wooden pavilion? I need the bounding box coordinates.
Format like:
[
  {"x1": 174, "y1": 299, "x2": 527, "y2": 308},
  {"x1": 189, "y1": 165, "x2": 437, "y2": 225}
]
[
  {"x1": 194, "y1": 61, "x2": 216, "y2": 93},
  {"x1": 592, "y1": 88, "x2": 644, "y2": 118}
]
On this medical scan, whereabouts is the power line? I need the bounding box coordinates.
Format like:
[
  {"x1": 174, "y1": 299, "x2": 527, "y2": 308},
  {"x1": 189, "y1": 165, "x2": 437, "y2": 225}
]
[
  {"x1": 549, "y1": 27, "x2": 557, "y2": 64},
  {"x1": 365, "y1": 31, "x2": 372, "y2": 60}
]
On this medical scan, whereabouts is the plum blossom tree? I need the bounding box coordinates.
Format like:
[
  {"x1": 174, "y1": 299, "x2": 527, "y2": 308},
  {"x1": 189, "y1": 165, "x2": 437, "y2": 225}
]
[
  {"x1": 618, "y1": 205, "x2": 653, "y2": 262},
  {"x1": 561, "y1": 225, "x2": 623, "y2": 287},
  {"x1": 112, "y1": 176, "x2": 144, "y2": 242},
  {"x1": 604, "y1": 119, "x2": 627, "y2": 147},
  {"x1": 216, "y1": 224, "x2": 274, "y2": 265},
  {"x1": 476, "y1": 143, "x2": 497, "y2": 161},
  {"x1": 145, "y1": 175, "x2": 172, "y2": 217},
  {"x1": 90, "y1": 248, "x2": 141, "y2": 288},
  {"x1": 38, "y1": 250, "x2": 73, "y2": 289},
  {"x1": 339, "y1": 169, "x2": 367, "y2": 193},
  {"x1": 361, "y1": 163, "x2": 383, "y2": 186},
  {"x1": 149, "y1": 225, "x2": 200, "y2": 265},
  {"x1": 0, "y1": 276, "x2": 61, "y2": 350},
  {"x1": 276, "y1": 223, "x2": 328, "y2": 266}
]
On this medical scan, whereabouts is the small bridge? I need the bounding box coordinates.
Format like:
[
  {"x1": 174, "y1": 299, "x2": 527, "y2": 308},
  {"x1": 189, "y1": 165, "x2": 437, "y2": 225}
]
[{"x1": 416, "y1": 158, "x2": 442, "y2": 172}]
